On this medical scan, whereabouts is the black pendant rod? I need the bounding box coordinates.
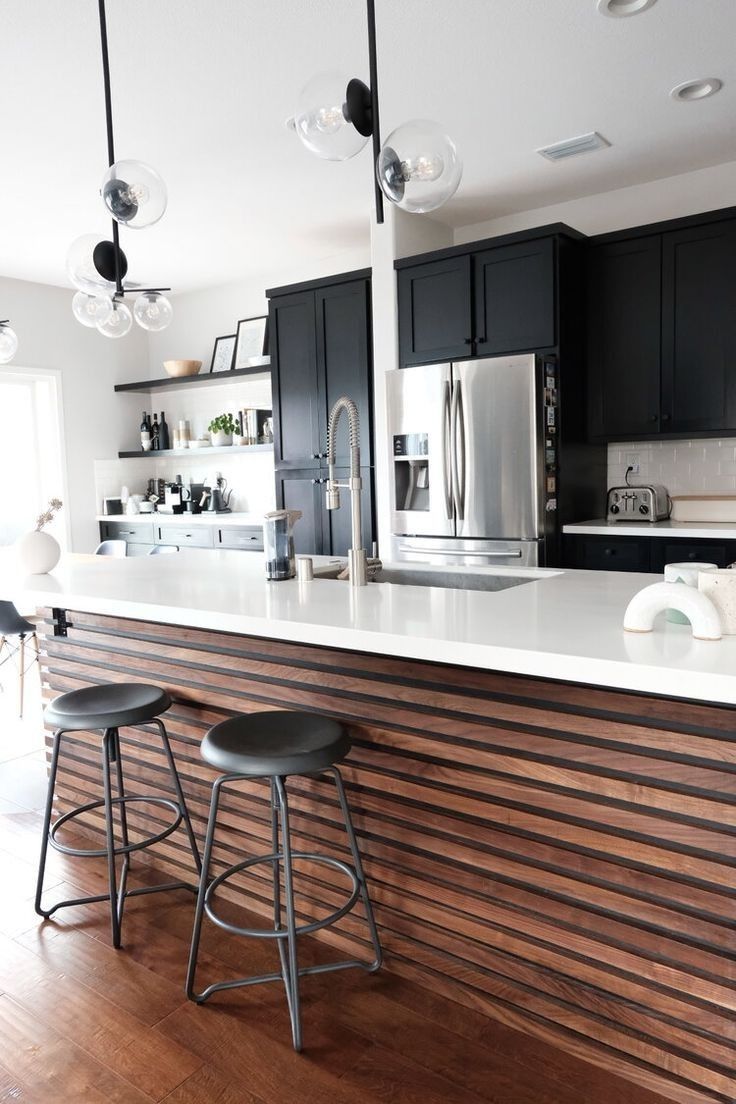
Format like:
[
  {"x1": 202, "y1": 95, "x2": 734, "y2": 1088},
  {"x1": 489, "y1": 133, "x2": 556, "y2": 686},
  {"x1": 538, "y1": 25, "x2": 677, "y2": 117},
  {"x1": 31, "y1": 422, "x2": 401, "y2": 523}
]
[
  {"x1": 366, "y1": 0, "x2": 384, "y2": 225},
  {"x1": 97, "y1": 0, "x2": 123, "y2": 295}
]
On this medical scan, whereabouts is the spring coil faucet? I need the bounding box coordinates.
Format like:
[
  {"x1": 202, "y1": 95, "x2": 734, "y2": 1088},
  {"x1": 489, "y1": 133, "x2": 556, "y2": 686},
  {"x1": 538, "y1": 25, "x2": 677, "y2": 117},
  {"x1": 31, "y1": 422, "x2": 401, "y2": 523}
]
[{"x1": 325, "y1": 396, "x2": 367, "y2": 585}]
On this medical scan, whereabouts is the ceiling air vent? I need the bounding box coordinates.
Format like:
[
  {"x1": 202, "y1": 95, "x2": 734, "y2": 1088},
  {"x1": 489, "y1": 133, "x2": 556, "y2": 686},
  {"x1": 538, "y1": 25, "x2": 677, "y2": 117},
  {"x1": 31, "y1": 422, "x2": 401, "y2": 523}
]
[{"x1": 537, "y1": 132, "x2": 611, "y2": 162}]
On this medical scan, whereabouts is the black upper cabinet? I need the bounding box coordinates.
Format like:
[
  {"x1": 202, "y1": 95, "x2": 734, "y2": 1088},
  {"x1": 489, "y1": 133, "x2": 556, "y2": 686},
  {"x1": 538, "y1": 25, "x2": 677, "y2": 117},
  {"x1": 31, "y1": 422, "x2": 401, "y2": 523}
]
[
  {"x1": 587, "y1": 209, "x2": 736, "y2": 441},
  {"x1": 270, "y1": 291, "x2": 320, "y2": 468},
  {"x1": 474, "y1": 238, "x2": 556, "y2": 356},
  {"x1": 662, "y1": 221, "x2": 736, "y2": 435},
  {"x1": 316, "y1": 280, "x2": 373, "y2": 465},
  {"x1": 587, "y1": 237, "x2": 662, "y2": 440},
  {"x1": 398, "y1": 256, "x2": 472, "y2": 366},
  {"x1": 268, "y1": 271, "x2": 375, "y2": 556}
]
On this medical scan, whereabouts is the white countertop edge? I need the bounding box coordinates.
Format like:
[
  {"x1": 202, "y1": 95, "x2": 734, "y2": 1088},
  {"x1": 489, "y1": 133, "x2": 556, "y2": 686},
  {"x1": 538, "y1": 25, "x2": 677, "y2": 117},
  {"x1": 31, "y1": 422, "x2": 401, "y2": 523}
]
[
  {"x1": 13, "y1": 579, "x2": 736, "y2": 708},
  {"x1": 563, "y1": 519, "x2": 736, "y2": 539}
]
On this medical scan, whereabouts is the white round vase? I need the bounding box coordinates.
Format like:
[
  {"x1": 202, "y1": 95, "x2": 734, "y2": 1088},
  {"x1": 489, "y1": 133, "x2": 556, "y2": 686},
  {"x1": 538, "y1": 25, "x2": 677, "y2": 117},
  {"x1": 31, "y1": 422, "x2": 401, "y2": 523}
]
[{"x1": 16, "y1": 530, "x2": 61, "y2": 574}]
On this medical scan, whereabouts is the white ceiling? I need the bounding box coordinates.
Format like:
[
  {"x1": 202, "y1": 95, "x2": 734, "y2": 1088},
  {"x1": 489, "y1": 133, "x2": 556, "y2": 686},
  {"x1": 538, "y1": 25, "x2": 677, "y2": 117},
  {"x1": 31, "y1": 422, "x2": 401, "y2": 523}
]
[{"x1": 0, "y1": 0, "x2": 734, "y2": 292}]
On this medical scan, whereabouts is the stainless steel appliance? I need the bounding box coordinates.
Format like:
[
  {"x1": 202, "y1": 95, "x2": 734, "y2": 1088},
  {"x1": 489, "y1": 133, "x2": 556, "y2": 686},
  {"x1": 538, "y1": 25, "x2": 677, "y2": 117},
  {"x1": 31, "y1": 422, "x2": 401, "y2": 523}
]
[
  {"x1": 606, "y1": 484, "x2": 671, "y2": 521},
  {"x1": 387, "y1": 356, "x2": 559, "y2": 567}
]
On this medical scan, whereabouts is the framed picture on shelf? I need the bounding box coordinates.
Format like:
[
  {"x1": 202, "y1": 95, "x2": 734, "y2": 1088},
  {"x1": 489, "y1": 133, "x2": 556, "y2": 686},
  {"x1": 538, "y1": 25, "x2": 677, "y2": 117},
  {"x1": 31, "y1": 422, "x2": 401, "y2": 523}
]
[
  {"x1": 233, "y1": 315, "x2": 269, "y2": 371},
  {"x1": 210, "y1": 333, "x2": 236, "y2": 374}
]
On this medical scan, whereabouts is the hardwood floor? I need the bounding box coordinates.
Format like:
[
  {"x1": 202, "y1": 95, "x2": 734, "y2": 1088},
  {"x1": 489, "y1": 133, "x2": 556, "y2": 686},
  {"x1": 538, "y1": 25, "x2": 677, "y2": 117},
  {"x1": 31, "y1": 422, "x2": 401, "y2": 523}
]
[{"x1": 0, "y1": 750, "x2": 677, "y2": 1104}]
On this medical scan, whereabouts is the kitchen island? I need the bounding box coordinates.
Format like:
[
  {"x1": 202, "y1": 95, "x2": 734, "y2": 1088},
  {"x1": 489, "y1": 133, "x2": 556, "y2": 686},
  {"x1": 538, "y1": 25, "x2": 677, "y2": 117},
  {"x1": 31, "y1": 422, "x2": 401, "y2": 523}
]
[{"x1": 6, "y1": 552, "x2": 736, "y2": 1104}]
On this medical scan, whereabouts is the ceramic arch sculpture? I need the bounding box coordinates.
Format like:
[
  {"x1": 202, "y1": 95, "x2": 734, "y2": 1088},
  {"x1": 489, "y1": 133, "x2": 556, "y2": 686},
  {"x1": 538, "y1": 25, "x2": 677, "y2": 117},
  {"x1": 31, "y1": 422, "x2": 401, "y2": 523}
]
[{"x1": 623, "y1": 581, "x2": 722, "y2": 641}]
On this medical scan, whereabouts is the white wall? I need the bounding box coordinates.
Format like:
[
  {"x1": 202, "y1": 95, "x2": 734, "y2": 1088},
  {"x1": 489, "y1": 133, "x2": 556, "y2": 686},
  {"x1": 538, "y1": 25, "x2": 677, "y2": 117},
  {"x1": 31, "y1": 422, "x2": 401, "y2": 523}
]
[
  {"x1": 454, "y1": 160, "x2": 736, "y2": 243},
  {"x1": 146, "y1": 247, "x2": 370, "y2": 377},
  {"x1": 0, "y1": 275, "x2": 145, "y2": 553}
]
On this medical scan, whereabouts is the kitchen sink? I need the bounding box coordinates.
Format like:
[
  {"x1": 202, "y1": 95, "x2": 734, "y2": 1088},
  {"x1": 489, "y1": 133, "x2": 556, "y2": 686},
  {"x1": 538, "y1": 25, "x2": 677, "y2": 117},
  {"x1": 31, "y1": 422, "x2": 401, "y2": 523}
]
[{"x1": 317, "y1": 563, "x2": 543, "y2": 592}]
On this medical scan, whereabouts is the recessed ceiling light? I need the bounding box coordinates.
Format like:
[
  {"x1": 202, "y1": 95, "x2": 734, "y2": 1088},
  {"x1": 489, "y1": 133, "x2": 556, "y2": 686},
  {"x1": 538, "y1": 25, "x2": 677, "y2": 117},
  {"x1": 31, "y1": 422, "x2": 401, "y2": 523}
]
[
  {"x1": 597, "y1": 0, "x2": 657, "y2": 16},
  {"x1": 671, "y1": 78, "x2": 723, "y2": 102},
  {"x1": 537, "y1": 132, "x2": 611, "y2": 162}
]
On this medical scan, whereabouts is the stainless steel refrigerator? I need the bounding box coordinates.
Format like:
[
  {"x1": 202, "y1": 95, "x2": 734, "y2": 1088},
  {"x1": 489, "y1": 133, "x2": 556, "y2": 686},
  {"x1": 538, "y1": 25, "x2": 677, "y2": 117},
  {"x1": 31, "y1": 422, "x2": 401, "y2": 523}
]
[{"x1": 387, "y1": 355, "x2": 559, "y2": 567}]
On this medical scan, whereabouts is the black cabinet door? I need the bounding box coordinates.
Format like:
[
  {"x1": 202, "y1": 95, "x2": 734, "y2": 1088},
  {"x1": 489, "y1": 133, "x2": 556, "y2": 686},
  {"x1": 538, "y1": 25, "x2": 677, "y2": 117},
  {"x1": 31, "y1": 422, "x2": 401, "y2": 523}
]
[
  {"x1": 587, "y1": 237, "x2": 662, "y2": 440},
  {"x1": 564, "y1": 535, "x2": 652, "y2": 572},
  {"x1": 649, "y1": 540, "x2": 736, "y2": 572},
  {"x1": 474, "y1": 238, "x2": 556, "y2": 356},
  {"x1": 316, "y1": 279, "x2": 373, "y2": 466},
  {"x1": 398, "y1": 256, "x2": 472, "y2": 366},
  {"x1": 661, "y1": 221, "x2": 736, "y2": 435},
  {"x1": 275, "y1": 470, "x2": 325, "y2": 555},
  {"x1": 269, "y1": 291, "x2": 321, "y2": 468},
  {"x1": 323, "y1": 467, "x2": 375, "y2": 557}
]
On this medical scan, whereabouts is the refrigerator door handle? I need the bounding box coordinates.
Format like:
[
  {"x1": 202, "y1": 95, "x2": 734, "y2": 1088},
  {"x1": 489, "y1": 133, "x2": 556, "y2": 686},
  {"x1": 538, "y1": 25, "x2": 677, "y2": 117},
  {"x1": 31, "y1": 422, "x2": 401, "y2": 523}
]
[
  {"x1": 441, "y1": 380, "x2": 453, "y2": 520},
  {"x1": 397, "y1": 544, "x2": 524, "y2": 558},
  {"x1": 450, "y1": 381, "x2": 466, "y2": 521}
]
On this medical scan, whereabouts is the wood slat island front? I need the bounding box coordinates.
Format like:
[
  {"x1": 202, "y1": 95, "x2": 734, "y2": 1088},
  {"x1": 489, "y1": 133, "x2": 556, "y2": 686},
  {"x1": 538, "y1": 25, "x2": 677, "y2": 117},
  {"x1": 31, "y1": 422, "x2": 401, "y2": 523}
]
[{"x1": 38, "y1": 608, "x2": 736, "y2": 1104}]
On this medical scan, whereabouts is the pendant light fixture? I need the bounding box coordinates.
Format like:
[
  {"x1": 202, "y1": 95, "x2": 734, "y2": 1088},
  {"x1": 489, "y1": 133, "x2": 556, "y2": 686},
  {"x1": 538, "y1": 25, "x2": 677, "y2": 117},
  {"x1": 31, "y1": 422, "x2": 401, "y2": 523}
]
[
  {"x1": 0, "y1": 321, "x2": 19, "y2": 364},
  {"x1": 292, "y1": 0, "x2": 462, "y2": 221},
  {"x1": 67, "y1": 0, "x2": 172, "y2": 337}
]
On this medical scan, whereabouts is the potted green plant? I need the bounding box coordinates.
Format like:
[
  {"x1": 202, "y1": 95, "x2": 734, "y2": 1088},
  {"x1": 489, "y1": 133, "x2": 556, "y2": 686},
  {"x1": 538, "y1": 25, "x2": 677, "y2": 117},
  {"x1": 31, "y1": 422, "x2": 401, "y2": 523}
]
[{"x1": 208, "y1": 413, "x2": 237, "y2": 447}]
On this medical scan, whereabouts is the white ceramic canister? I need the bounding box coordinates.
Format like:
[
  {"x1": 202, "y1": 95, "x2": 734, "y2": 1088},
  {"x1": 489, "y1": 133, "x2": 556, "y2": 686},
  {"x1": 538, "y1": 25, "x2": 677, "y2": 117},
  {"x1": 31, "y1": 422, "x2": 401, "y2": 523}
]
[
  {"x1": 698, "y1": 569, "x2": 736, "y2": 634},
  {"x1": 663, "y1": 562, "x2": 718, "y2": 623}
]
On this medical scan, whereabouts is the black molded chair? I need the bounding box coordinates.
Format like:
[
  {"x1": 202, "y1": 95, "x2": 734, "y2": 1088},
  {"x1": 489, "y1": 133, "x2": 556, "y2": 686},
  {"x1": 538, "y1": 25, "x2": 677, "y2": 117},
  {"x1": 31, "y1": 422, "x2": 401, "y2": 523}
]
[
  {"x1": 0, "y1": 600, "x2": 40, "y2": 718},
  {"x1": 186, "y1": 709, "x2": 382, "y2": 1052},
  {"x1": 35, "y1": 681, "x2": 201, "y2": 948}
]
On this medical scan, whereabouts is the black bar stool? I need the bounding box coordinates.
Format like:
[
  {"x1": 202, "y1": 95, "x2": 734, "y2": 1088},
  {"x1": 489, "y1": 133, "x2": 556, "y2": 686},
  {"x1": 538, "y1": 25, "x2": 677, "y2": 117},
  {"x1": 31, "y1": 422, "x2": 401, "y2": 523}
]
[
  {"x1": 35, "y1": 682, "x2": 201, "y2": 948},
  {"x1": 186, "y1": 709, "x2": 382, "y2": 1052}
]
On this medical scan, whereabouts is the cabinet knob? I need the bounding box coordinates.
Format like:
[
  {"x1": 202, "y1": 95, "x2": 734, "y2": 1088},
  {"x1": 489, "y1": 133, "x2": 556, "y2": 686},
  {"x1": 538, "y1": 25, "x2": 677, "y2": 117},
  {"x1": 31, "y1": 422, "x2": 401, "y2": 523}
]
[
  {"x1": 604, "y1": 548, "x2": 616, "y2": 556},
  {"x1": 662, "y1": 413, "x2": 671, "y2": 423},
  {"x1": 648, "y1": 414, "x2": 657, "y2": 423}
]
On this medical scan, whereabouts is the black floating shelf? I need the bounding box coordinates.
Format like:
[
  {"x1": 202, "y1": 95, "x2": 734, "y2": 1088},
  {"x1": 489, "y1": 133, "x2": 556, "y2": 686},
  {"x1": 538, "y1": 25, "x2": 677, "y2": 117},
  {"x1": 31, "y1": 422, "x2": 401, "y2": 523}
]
[{"x1": 114, "y1": 363, "x2": 271, "y2": 394}]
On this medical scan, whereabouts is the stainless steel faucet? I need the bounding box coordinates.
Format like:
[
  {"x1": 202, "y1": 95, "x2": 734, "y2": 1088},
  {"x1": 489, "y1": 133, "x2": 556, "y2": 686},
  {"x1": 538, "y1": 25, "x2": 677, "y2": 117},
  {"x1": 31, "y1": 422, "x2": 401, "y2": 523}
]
[{"x1": 325, "y1": 396, "x2": 367, "y2": 585}]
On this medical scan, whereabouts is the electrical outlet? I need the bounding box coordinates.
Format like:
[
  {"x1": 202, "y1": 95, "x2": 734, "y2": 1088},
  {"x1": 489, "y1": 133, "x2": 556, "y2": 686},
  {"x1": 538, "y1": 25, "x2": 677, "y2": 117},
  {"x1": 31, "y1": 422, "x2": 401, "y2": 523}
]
[{"x1": 624, "y1": 452, "x2": 641, "y2": 475}]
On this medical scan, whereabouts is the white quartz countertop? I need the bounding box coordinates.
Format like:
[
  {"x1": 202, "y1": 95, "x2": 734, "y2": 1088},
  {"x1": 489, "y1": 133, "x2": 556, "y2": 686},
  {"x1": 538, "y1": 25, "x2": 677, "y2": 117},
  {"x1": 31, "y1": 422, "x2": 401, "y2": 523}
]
[
  {"x1": 96, "y1": 513, "x2": 263, "y2": 528},
  {"x1": 563, "y1": 519, "x2": 736, "y2": 539},
  {"x1": 4, "y1": 552, "x2": 736, "y2": 707}
]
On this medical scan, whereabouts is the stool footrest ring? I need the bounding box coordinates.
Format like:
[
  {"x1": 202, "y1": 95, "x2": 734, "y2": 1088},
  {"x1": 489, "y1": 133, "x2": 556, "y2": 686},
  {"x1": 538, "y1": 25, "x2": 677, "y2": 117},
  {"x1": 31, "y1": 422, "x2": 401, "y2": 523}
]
[
  {"x1": 37, "y1": 878, "x2": 198, "y2": 920},
  {"x1": 50, "y1": 795, "x2": 183, "y2": 858},
  {"x1": 204, "y1": 850, "x2": 360, "y2": 940},
  {"x1": 192, "y1": 956, "x2": 378, "y2": 1005}
]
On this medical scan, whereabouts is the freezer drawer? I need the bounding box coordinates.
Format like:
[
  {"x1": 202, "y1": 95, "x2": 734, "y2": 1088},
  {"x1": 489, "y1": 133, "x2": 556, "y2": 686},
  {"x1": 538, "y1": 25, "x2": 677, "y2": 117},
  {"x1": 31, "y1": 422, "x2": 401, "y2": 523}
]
[{"x1": 391, "y1": 536, "x2": 543, "y2": 568}]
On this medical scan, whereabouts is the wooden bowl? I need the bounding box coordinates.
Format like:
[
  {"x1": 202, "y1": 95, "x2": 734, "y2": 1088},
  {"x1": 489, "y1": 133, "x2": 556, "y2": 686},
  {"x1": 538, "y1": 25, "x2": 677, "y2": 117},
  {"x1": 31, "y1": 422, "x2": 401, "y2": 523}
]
[{"x1": 163, "y1": 359, "x2": 202, "y2": 378}]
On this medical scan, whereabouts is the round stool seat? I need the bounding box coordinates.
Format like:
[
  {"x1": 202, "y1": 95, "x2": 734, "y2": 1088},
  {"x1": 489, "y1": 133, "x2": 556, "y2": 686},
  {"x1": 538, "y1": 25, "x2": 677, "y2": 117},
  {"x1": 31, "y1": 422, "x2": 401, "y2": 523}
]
[
  {"x1": 202, "y1": 710, "x2": 350, "y2": 777},
  {"x1": 45, "y1": 682, "x2": 171, "y2": 732}
]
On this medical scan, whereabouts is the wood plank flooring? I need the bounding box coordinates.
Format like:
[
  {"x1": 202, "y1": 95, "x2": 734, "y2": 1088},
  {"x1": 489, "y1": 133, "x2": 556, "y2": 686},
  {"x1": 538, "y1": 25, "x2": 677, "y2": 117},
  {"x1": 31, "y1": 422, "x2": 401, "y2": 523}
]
[{"x1": 0, "y1": 755, "x2": 676, "y2": 1104}]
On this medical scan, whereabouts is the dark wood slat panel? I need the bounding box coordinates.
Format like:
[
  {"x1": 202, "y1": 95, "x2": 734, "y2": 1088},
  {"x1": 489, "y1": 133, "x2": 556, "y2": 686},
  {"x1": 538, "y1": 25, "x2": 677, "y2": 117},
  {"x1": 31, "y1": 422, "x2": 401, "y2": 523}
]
[{"x1": 35, "y1": 610, "x2": 736, "y2": 1104}]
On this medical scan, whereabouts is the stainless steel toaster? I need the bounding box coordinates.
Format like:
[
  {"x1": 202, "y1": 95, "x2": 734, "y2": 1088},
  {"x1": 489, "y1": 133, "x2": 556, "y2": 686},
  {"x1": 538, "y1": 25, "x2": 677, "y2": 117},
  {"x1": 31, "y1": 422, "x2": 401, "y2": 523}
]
[{"x1": 606, "y1": 484, "x2": 671, "y2": 522}]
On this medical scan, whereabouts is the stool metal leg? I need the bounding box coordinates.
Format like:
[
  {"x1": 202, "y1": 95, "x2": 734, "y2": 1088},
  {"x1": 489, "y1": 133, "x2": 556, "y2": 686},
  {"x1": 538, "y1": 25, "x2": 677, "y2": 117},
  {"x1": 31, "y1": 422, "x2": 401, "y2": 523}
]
[
  {"x1": 275, "y1": 776, "x2": 302, "y2": 1053},
  {"x1": 186, "y1": 773, "x2": 225, "y2": 1001},
  {"x1": 34, "y1": 729, "x2": 63, "y2": 918},
  {"x1": 102, "y1": 728, "x2": 122, "y2": 948},
  {"x1": 153, "y1": 718, "x2": 202, "y2": 874},
  {"x1": 329, "y1": 767, "x2": 383, "y2": 972}
]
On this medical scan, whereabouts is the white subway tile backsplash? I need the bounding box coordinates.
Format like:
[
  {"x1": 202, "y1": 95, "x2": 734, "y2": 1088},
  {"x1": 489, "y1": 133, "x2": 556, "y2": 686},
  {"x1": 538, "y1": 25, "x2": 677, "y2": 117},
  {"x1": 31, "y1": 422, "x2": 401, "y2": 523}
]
[{"x1": 609, "y1": 439, "x2": 736, "y2": 496}]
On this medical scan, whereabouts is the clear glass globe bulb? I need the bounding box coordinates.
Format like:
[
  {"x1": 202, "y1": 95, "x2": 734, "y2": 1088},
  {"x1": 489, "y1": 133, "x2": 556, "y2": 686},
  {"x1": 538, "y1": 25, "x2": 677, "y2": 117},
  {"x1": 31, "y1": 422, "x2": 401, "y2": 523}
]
[
  {"x1": 96, "y1": 300, "x2": 133, "y2": 339},
  {"x1": 66, "y1": 233, "x2": 118, "y2": 296},
  {"x1": 72, "y1": 291, "x2": 113, "y2": 329},
  {"x1": 294, "y1": 72, "x2": 369, "y2": 161},
  {"x1": 133, "y1": 291, "x2": 173, "y2": 332},
  {"x1": 0, "y1": 324, "x2": 18, "y2": 364},
  {"x1": 101, "y1": 159, "x2": 168, "y2": 229},
  {"x1": 377, "y1": 119, "x2": 462, "y2": 213}
]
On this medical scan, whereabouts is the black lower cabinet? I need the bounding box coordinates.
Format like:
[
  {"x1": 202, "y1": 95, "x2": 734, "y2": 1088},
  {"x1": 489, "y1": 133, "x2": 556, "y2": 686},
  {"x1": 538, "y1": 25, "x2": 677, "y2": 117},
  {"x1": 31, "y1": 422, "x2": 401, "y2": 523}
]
[
  {"x1": 564, "y1": 534, "x2": 736, "y2": 572},
  {"x1": 276, "y1": 468, "x2": 375, "y2": 558}
]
